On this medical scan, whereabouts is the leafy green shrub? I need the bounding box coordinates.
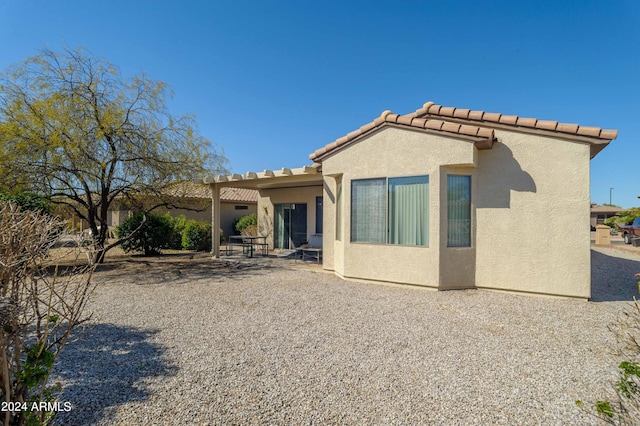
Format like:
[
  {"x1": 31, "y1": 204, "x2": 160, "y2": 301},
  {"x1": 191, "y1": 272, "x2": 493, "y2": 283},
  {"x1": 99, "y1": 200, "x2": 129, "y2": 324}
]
[
  {"x1": 605, "y1": 208, "x2": 640, "y2": 230},
  {"x1": 235, "y1": 213, "x2": 257, "y2": 234},
  {"x1": 168, "y1": 214, "x2": 189, "y2": 250},
  {"x1": 0, "y1": 191, "x2": 52, "y2": 214},
  {"x1": 182, "y1": 220, "x2": 212, "y2": 251},
  {"x1": 116, "y1": 212, "x2": 174, "y2": 255}
]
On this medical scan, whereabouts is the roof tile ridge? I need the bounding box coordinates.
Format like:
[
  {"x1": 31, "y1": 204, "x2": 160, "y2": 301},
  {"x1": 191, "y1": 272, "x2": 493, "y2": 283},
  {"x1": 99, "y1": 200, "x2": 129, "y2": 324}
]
[
  {"x1": 310, "y1": 108, "x2": 497, "y2": 161},
  {"x1": 413, "y1": 101, "x2": 435, "y2": 116},
  {"x1": 417, "y1": 101, "x2": 617, "y2": 140},
  {"x1": 399, "y1": 112, "x2": 494, "y2": 137}
]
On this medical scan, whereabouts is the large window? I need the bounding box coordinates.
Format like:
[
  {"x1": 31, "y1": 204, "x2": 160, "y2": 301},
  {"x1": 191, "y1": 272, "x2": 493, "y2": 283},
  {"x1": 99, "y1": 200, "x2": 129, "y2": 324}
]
[
  {"x1": 447, "y1": 175, "x2": 471, "y2": 247},
  {"x1": 351, "y1": 176, "x2": 429, "y2": 246},
  {"x1": 388, "y1": 176, "x2": 430, "y2": 245},
  {"x1": 351, "y1": 178, "x2": 386, "y2": 243}
]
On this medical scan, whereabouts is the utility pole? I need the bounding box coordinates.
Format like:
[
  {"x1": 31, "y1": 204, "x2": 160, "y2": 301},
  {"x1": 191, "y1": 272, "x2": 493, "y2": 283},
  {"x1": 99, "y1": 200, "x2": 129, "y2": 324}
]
[{"x1": 610, "y1": 187, "x2": 614, "y2": 205}]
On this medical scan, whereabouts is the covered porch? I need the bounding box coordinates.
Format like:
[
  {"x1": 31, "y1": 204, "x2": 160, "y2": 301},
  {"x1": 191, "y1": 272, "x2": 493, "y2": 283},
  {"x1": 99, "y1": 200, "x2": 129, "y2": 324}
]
[{"x1": 198, "y1": 166, "x2": 324, "y2": 258}]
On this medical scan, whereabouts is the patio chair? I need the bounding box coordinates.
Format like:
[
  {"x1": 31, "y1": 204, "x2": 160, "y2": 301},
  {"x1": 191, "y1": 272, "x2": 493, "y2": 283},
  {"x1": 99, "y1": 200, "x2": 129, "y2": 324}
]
[{"x1": 296, "y1": 234, "x2": 323, "y2": 264}]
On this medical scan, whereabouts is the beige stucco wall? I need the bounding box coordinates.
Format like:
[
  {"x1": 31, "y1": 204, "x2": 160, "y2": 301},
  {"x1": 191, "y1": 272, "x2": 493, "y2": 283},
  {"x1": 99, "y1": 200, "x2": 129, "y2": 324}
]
[
  {"x1": 474, "y1": 131, "x2": 591, "y2": 298},
  {"x1": 107, "y1": 210, "x2": 130, "y2": 228},
  {"x1": 320, "y1": 125, "x2": 592, "y2": 298},
  {"x1": 321, "y1": 126, "x2": 478, "y2": 287},
  {"x1": 154, "y1": 202, "x2": 211, "y2": 222},
  {"x1": 219, "y1": 203, "x2": 257, "y2": 240},
  {"x1": 322, "y1": 177, "x2": 339, "y2": 273},
  {"x1": 257, "y1": 186, "x2": 323, "y2": 249}
]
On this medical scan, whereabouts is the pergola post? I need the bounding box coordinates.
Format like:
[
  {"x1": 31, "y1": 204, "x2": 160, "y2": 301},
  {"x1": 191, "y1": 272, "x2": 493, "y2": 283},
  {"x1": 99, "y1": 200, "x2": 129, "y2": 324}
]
[{"x1": 211, "y1": 184, "x2": 221, "y2": 258}]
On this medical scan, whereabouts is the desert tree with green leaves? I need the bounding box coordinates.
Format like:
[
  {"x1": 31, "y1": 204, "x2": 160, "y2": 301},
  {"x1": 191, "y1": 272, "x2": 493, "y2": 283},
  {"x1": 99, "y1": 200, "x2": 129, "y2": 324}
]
[
  {"x1": 605, "y1": 208, "x2": 640, "y2": 230},
  {"x1": 0, "y1": 47, "x2": 227, "y2": 263}
]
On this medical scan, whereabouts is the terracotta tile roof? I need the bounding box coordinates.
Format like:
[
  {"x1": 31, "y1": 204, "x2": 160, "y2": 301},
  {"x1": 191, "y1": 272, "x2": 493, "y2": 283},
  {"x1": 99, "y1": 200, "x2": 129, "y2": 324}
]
[
  {"x1": 220, "y1": 187, "x2": 258, "y2": 203},
  {"x1": 413, "y1": 101, "x2": 618, "y2": 141},
  {"x1": 166, "y1": 182, "x2": 258, "y2": 203},
  {"x1": 310, "y1": 109, "x2": 495, "y2": 161},
  {"x1": 310, "y1": 101, "x2": 618, "y2": 162}
]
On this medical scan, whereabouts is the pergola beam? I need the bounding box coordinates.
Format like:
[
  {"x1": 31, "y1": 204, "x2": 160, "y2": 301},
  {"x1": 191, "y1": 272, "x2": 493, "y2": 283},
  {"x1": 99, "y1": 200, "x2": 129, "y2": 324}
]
[{"x1": 199, "y1": 166, "x2": 319, "y2": 185}]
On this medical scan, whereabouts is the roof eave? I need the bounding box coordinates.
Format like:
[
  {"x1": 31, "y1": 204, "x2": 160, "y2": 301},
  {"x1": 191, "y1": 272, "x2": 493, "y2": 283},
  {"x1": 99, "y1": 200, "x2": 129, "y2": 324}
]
[{"x1": 310, "y1": 120, "x2": 494, "y2": 163}]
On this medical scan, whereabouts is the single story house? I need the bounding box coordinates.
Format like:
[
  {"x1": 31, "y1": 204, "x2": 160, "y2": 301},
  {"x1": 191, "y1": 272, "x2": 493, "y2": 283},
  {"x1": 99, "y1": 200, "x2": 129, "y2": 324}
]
[
  {"x1": 125, "y1": 185, "x2": 258, "y2": 239},
  {"x1": 590, "y1": 204, "x2": 624, "y2": 230},
  {"x1": 201, "y1": 101, "x2": 617, "y2": 299},
  {"x1": 70, "y1": 184, "x2": 257, "y2": 239}
]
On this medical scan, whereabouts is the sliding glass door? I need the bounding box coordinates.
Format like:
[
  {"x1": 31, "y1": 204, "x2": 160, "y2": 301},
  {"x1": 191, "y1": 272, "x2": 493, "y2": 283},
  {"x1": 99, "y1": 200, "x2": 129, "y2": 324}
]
[{"x1": 274, "y1": 203, "x2": 307, "y2": 249}]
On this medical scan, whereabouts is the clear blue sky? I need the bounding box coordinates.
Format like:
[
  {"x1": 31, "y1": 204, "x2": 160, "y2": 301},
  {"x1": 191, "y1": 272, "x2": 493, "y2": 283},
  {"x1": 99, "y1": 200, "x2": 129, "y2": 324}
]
[{"x1": 1, "y1": 1, "x2": 638, "y2": 207}]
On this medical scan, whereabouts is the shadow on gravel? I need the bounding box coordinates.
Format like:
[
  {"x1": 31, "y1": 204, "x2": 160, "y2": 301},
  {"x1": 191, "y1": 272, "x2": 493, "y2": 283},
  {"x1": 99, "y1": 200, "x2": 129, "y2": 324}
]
[
  {"x1": 94, "y1": 252, "x2": 282, "y2": 285},
  {"x1": 52, "y1": 324, "x2": 177, "y2": 425},
  {"x1": 155, "y1": 259, "x2": 280, "y2": 284},
  {"x1": 591, "y1": 249, "x2": 640, "y2": 302}
]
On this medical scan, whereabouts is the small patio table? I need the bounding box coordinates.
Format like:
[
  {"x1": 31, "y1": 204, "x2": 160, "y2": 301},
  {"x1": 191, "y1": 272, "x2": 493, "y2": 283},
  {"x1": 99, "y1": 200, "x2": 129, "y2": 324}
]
[{"x1": 227, "y1": 235, "x2": 268, "y2": 258}]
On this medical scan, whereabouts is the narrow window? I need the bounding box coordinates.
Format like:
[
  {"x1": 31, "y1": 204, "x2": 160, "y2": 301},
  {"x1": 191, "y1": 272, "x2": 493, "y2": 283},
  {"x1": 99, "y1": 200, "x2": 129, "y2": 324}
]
[
  {"x1": 351, "y1": 178, "x2": 385, "y2": 243},
  {"x1": 447, "y1": 175, "x2": 471, "y2": 247},
  {"x1": 315, "y1": 196, "x2": 323, "y2": 234},
  {"x1": 388, "y1": 176, "x2": 429, "y2": 246},
  {"x1": 336, "y1": 182, "x2": 342, "y2": 240}
]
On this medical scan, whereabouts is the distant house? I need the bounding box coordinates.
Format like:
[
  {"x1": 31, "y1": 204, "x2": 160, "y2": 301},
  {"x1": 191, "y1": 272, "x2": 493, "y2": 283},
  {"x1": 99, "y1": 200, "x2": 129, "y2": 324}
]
[
  {"x1": 201, "y1": 101, "x2": 618, "y2": 299},
  {"x1": 108, "y1": 185, "x2": 257, "y2": 239},
  {"x1": 590, "y1": 204, "x2": 624, "y2": 229},
  {"x1": 70, "y1": 184, "x2": 257, "y2": 240},
  {"x1": 217, "y1": 187, "x2": 258, "y2": 238}
]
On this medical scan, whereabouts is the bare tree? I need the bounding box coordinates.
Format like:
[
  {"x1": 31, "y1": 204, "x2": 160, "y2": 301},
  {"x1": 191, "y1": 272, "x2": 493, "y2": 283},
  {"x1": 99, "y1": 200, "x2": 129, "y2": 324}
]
[
  {"x1": 0, "y1": 47, "x2": 227, "y2": 262},
  {"x1": 0, "y1": 201, "x2": 97, "y2": 425}
]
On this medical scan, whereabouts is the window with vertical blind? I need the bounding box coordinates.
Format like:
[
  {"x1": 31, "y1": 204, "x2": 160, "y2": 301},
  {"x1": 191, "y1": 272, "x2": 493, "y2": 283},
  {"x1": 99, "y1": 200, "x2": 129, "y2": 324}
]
[
  {"x1": 336, "y1": 181, "x2": 343, "y2": 240},
  {"x1": 447, "y1": 175, "x2": 471, "y2": 247},
  {"x1": 315, "y1": 196, "x2": 323, "y2": 234},
  {"x1": 351, "y1": 178, "x2": 386, "y2": 243},
  {"x1": 388, "y1": 176, "x2": 429, "y2": 245},
  {"x1": 351, "y1": 175, "x2": 429, "y2": 246}
]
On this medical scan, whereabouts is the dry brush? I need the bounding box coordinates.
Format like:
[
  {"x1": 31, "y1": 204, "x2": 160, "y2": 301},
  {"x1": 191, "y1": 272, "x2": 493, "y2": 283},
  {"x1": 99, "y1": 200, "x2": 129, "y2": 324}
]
[{"x1": 0, "y1": 202, "x2": 97, "y2": 426}]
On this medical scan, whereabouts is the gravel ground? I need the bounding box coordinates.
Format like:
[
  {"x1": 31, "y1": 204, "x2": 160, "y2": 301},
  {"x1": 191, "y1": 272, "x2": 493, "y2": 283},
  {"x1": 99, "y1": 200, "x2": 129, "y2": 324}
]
[{"x1": 50, "y1": 246, "x2": 640, "y2": 425}]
